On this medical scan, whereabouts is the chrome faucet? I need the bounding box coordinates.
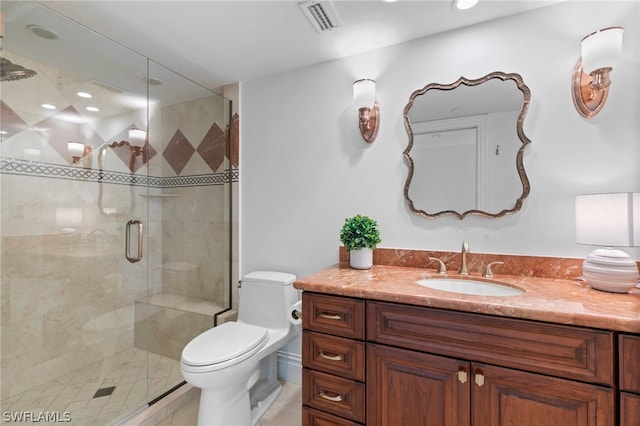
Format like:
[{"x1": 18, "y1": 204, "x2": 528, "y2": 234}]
[{"x1": 458, "y1": 241, "x2": 469, "y2": 276}]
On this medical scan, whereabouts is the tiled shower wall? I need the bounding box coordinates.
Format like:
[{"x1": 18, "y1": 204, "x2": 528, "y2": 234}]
[{"x1": 0, "y1": 49, "x2": 239, "y2": 399}]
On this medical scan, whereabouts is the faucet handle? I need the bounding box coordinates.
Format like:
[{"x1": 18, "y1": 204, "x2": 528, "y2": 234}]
[
  {"x1": 482, "y1": 261, "x2": 504, "y2": 278},
  {"x1": 429, "y1": 257, "x2": 447, "y2": 275}
]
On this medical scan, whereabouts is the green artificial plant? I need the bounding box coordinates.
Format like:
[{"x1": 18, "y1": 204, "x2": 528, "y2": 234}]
[{"x1": 339, "y1": 214, "x2": 382, "y2": 252}]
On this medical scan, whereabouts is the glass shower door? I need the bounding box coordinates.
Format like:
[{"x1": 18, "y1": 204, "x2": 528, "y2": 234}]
[
  {"x1": 1, "y1": 3, "x2": 234, "y2": 424},
  {"x1": 0, "y1": 2, "x2": 154, "y2": 424}
]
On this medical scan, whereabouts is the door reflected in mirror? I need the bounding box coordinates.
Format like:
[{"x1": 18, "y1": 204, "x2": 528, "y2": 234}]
[{"x1": 403, "y1": 72, "x2": 531, "y2": 219}]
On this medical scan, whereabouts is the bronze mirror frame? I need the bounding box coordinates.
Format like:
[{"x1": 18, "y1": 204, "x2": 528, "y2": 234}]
[{"x1": 403, "y1": 72, "x2": 531, "y2": 219}]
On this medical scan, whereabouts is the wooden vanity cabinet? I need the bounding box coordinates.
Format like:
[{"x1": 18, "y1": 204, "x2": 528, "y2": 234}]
[
  {"x1": 302, "y1": 293, "x2": 366, "y2": 425},
  {"x1": 302, "y1": 293, "x2": 618, "y2": 426},
  {"x1": 368, "y1": 300, "x2": 615, "y2": 426},
  {"x1": 619, "y1": 334, "x2": 640, "y2": 426}
]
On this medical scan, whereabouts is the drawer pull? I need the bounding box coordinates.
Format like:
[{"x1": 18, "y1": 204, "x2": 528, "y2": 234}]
[
  {"x1": 319, "y1": 351, "x2": 344, "y2": 361},
  {"x1": 319, "y1": 312, "x2": 343, "y2": 321},
  {"x1": 319, "y1": 390, "x2": 344, "y2": 402}
]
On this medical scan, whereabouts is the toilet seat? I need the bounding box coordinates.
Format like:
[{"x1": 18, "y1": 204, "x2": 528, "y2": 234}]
[{"x1": 181, "y1": 321, "x2": 268, "y2": 372}]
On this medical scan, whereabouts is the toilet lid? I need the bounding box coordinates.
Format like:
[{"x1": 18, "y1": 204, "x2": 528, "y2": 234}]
[{"x1": 181, "y1": 322, "x2": 268, "y2": 367}]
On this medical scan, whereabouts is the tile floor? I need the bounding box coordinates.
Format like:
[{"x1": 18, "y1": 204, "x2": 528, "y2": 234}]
[
  {"x1": 1, "y1": 348, "x2": 184, "y2": 426},
  {"x1": 156, "y1": 382, "x2": 302, "y2": 426}
]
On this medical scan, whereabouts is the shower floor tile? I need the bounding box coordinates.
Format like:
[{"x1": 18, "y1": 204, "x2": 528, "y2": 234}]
[{"x1": 1, "y1": 348, "x2": 183, "y2": 426}]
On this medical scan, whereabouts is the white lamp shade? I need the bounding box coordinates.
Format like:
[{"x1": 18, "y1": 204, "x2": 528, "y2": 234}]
[
  {"x1": 581, "y1": 27, "x2": 624, "y2": 73},
  {"x1": 576, "y1": 192, "x2": 639, "y2": 293},
  {"x1": 575, "y1": 192, "x2": 639, "y2": 247},
  {"x1": 129, "y1": 128, "x2": 147, "y2": 148},
  {"x1": 353, "y1": 79, "x2": 376, "y2": 108},
  {"x1": 67, "y1": 142, "x2": 85, "y2": 157}
]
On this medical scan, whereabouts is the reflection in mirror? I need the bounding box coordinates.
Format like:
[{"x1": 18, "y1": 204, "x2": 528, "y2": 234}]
[{"x1": 403, "y1": 72, "x2": 531, "y2": 219}]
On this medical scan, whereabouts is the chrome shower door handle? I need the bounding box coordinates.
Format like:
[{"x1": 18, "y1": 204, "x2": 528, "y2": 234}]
[{"x1": 125, "y1": 219, "x2": 143, "y2": 263}]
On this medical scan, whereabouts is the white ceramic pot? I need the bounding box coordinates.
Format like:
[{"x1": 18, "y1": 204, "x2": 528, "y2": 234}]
[{"x1": 350, "y1": 248, "x2": 373, "y2": 270}]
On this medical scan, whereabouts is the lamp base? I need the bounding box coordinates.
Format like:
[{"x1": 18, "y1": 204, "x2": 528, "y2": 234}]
[{"x1": 582, "y1": 248, "x2": 639, "y2": 293}]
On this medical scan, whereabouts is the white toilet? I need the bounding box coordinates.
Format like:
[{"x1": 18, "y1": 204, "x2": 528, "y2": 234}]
[{"x1": 180, "y1": 271, "x2": 300, "y2": 426}]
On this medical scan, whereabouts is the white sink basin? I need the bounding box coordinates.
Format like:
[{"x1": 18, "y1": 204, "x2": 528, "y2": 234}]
[{"x1": 415, "y1": 278, "x2": 523, "y2": 297}]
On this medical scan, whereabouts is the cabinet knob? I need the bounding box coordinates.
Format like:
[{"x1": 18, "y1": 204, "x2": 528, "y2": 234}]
[
  {"x1": 475, "y1": 373, "x2": 485, "y2": 387},
  {"x1": 457, "y1": 370, "x2": 468, "y2": 384}
]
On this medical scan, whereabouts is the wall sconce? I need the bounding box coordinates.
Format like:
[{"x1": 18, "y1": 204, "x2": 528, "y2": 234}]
[
  {"x1": 129, "y1": 127, "x2": 146, "y2": 150},
  {"x1": 68, "y1": 142, "x2": 85, "y2": 164},
  {"x1": 107, "y1": 127, "x2": 148, "y2": 171},
  {"x1": 67, "y1": 141, "x2": 93, "y2": 167},
  {"x1": 353, "y1": 78, "x2": 379, "y2": 143},
  {"x1": 575, "y1": 193, "x2": 639, "y2": 293},
  {"x1": 571, "y1": 26, "x2": 624, "y2": 118}
]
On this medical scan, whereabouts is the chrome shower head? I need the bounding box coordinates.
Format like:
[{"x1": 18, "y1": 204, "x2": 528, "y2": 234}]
[{"x1": 1, "y1": 57, "x2": 37, "y2": 81}]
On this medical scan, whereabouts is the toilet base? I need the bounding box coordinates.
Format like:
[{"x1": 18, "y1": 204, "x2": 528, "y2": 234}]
[
  {"x1": 198, "y1": 383, "x2": 252, "y2": 426},
  {"x1": 250, "y1": 381, "x2": 282, "y2": 425}
]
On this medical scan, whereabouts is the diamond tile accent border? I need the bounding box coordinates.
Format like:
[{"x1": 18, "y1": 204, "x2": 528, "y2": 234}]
[
  {"x1": 0, "y1": 101, "x2": 29, "y2": 140},
  {"x1": 0, "y1": 158, "x2": 238, "y2": 187},
  {"x1": 197, "y1": 123, "x2": 226, "y2": 173},
  {"x1": 163, "y1": 129, "x2": 195, "y2": 175}
]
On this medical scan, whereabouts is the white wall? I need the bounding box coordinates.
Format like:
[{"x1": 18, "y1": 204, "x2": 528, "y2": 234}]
[{"x1": 240, "y1": 1, "x2": 640, "y2": 280}]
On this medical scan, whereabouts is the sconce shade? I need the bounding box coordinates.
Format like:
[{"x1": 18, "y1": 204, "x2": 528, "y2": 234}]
[
  {"x1": 129, "y1": 128, "x2": 147, "y2": 148},
  {"x1": 353, "y1": 79, "x2": 376, "y2": 109},
  {"x1": 575, "y1": 193, "x2": 639, "y2": 247},
  {"x1": 68, "y1": 142, "x2": 85, "y2": 158},
  {"x1": 581, "y1": 27, "x2": 623, "y2": 74},
  {"x1": 572, "y1": 26, "x2": 624, "y2": 119},
  {"x1": 575, "y1": 193, "x2": 640, "y2": 293}
]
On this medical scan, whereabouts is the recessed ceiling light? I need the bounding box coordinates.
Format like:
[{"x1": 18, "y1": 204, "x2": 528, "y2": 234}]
[
  {"x1": 144, "y1": 77, "x2": 163, "y2": 86},
  {"x1": 86, "y1": 106, "x2": 99, "y2": 112},
  {"x1": 41, "y1": 103, "x2": 56, "y2": 110},
  {"x1": 77, "y1": 91, "x2": 92, "y2": 98},
  {"x1": 27, "y1": 25, "x2": 60, "y2": 40},
  {"x1": 453, "y1": 0, "x2": 478, "y2": 10}
]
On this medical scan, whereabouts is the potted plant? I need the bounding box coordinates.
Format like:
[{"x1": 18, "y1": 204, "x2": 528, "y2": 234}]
[{"x1": 339, "y1": 214, "x2": 382, "y2": 269}]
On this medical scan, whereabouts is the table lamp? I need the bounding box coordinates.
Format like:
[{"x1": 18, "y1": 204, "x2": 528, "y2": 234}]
[{"x1": 575, "y1": 193, "x2": 640, "y2": 293}]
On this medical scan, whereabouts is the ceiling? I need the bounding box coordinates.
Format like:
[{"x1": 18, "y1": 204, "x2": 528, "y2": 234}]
[{"x1": 20, "y1": 1, "x2": 562, "y2": 93}]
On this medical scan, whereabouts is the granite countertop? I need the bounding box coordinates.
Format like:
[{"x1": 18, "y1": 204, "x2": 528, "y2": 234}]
[{"x1": 294, "y1": 263, "x2": 640, "y2": 333}]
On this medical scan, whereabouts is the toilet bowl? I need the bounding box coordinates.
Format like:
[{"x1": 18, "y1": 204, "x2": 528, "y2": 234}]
[{"x1": 180, "y1": 271, "x2": 300, "y2": 426}]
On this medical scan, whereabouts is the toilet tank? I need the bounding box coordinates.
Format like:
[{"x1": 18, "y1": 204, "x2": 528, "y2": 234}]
[{"x1": 238, "y1": 271, "x2": 298, "y2": 330}]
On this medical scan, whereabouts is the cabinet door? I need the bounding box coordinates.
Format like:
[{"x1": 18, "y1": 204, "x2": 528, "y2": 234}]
[
  {"x1": 620, "y1": 392, "x2": 640, "y2": 426},
  {"x1": 367, "y1": 343, "x2": 470, "y2": 426},
  {"x1": 473, "y1": 364, "x2": 614, "y2": 426},
  {"x1": 619, "y1": 334, "x2": 640, "y2": 393}
]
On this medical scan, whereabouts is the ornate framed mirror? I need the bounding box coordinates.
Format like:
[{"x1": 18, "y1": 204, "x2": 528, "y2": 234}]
[{"x1": 403, "y1": 72, "x2": 531, "y2": 219}]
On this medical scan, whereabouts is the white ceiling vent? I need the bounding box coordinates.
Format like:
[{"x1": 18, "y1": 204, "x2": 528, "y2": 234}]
[{"x1": 298, "y1": 1, "x2": 341, "y2": 33}]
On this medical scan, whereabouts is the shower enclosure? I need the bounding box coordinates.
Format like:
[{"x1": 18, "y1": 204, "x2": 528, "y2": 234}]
[{"x1": 1, "y1": 2, "x2": 234, "y2": 424}]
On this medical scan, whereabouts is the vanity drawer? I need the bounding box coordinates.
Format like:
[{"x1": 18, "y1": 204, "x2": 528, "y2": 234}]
[
  {"x1": 367, "y1": 301, "x2": 614, "y2": 385},
  {"x1": 303, "y1": 331, "x2": 365, "y2": 381},
  {"x1": 619, "y1": 334, "x2": 640, "y2": 393},
  {"x1": 302, "y1": 406, "x2": 363, "y2": 426},
  {"x1": 303, "y1": 293, "x2": 365, "y2": 340},
  {"x1": 303, "y1": 368, "x2": 366, "y2": 423}
]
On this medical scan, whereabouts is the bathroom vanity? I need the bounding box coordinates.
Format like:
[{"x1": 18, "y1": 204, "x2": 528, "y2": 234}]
[{"x1": 294, "y1": 250, "x2": 640, "y2": 426}]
